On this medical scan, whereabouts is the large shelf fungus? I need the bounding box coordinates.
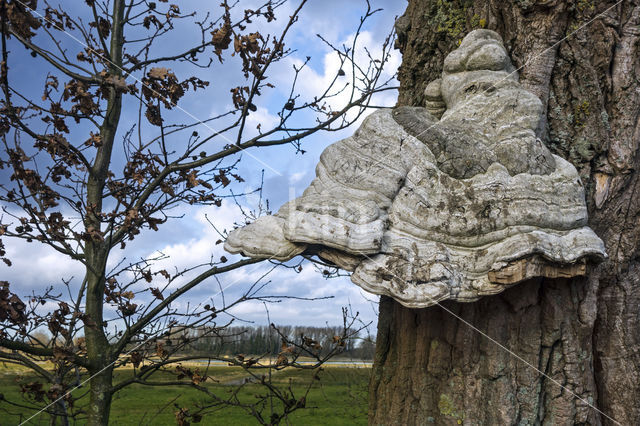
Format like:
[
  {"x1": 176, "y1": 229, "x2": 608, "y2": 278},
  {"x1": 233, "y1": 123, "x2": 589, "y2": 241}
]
[{"x1": 224, "y1": 30, "x2": 606, "y2": 308}]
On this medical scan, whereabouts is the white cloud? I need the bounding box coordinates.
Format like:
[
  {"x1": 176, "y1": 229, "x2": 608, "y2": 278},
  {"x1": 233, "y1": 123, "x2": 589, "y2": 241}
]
[
  {"x1": 289, "y1": 171, "x2": 308, "y2": 184},
  {"x1": 244, "y1": 106, "x2": 281, "y2": 139},
  {"x1": 1, "y1": 230, "x2": 84, "y2": 297}
]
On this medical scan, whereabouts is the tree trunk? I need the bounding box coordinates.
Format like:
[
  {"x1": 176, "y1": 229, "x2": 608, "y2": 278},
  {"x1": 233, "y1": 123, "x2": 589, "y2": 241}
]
[
  {"x1": 84, "y1": 1, "x2": 124, "y2": 424},
  {"x1": 370, "y1": 1, "x2": 640, "y2": 424},
  {"x1": 87, "y1": 365, "x2": 114, "y2": 426}
]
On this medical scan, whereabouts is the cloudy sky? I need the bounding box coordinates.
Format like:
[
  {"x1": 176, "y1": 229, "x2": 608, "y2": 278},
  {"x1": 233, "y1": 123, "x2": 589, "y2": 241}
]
[{"x1": 1, "y1": 0, "x2": 406, "y2": 332}]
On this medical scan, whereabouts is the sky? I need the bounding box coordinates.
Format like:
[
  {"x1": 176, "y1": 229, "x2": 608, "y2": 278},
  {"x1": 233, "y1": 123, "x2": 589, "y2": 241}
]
[{"x1": 0, "y1": 1, "x2": 407, "y2": 332}]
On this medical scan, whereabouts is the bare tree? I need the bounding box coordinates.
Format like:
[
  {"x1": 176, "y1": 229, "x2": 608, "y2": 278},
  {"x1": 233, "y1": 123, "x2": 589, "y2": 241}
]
[{"x1": 0, "y1": 0, "x2": 395, "y2": 424}]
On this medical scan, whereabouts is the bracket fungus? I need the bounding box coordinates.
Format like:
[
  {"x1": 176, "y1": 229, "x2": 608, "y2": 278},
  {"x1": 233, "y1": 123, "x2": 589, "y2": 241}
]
[{"x1": 224, "y1": 30, "x2": 606, "y2": 308}]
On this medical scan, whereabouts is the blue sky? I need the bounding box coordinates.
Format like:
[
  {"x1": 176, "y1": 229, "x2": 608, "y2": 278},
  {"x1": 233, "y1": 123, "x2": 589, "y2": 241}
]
[{"x1": 0, "y1": 0, "x2": 406, "y2": 330}]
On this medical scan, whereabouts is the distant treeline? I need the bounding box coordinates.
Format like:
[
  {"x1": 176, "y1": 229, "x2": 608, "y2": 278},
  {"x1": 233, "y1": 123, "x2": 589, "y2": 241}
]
[{"x1": 174, "y1": 325, "x2": 376, "y2": 360}]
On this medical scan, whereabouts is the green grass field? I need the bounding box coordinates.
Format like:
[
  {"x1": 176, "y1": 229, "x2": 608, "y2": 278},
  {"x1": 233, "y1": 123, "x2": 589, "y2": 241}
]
[{"x1": 0, "y1": 365, "x2": 371, "y2": 425}]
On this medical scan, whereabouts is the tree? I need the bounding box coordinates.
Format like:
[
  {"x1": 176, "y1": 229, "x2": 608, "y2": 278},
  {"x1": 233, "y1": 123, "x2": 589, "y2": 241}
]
[
  {"x1": 369, "y1": 1, "x2": 639, "y2": 424},
  {"x1": 0, "y1": 0, "x2": 394, "y2": 424}
]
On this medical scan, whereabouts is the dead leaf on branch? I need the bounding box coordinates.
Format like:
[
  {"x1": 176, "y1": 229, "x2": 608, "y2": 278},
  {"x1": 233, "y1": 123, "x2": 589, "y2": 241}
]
[
  {"x1": 119, "y1": 302, "x2": 137, "y2": 317},
  {"x1": 143, "y1": 14, "x2": 162, "y2": 29},
  {"x1": 275, "y1": 353, "x2": 288, "y2": 366},
  {"x1": 145, "y1": 104, "x2": 163, "y2": 126},
  {"x1": 186, "y1": 171, "x2": 199, "y2": 188},
  {"x1": 150, "y1": 287, "x2": 164, "y2": 300},
  {"x1": 213, "y1": 170, "x2": 230, "y2": 187},
  {"x1": 148, "y1": 67, "x2": 172, "y2": 80},
  {"x1": 20, "y1": 381, "x2": 46, "y2": 403},
  {"x1": 130, "y1": 351, "x2": 143, "y2": 368},
  {"x1": 122, "y1": 291, "x2": 135, "y2": 300},
  {"x1": 84, "y1": 132, "x2": 102, "y2": 147},
  {"x1": 5, "y1": 1, "x2": 42, "y2": 41},
  {"x1": 156, "y1": 341, "x2": 168, "y2": 359},
  {"x1": 211, "y1": 14, "x2": 232, "y2": 60},
  {"x1": 302, "y1": 336, "x2": 322, "y2": 351},
  {"x1": 0, "y1": 281, "x2": 28, "y2": 325},
  {"x1": 89, "y1": 16, "x2": 111, "y2": 39}
]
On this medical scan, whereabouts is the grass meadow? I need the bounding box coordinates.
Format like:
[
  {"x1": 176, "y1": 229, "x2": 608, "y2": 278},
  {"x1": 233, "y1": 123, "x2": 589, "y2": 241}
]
[{"x1": 0, "y1": 363, "x2": 371, "y2": 425}]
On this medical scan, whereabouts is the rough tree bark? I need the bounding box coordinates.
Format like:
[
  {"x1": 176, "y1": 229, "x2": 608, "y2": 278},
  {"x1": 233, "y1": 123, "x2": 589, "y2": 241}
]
[{"x1": 369, "y1": 1, "x2": 640, "y2": 424}]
